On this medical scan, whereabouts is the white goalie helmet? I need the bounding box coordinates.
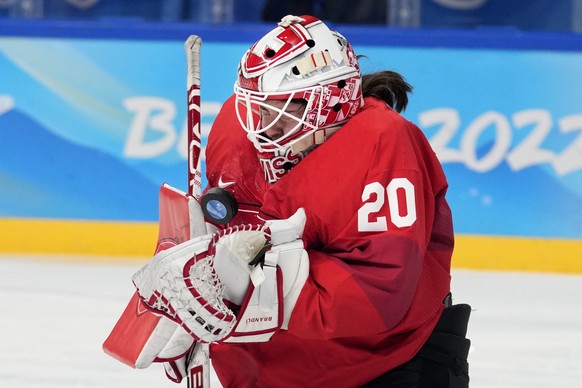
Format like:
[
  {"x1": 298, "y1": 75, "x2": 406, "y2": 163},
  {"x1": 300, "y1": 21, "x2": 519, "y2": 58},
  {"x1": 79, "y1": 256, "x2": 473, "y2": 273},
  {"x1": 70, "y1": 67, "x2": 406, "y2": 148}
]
[{"x1": 235, "y1": 15, "x2": 363, "y2": 183}]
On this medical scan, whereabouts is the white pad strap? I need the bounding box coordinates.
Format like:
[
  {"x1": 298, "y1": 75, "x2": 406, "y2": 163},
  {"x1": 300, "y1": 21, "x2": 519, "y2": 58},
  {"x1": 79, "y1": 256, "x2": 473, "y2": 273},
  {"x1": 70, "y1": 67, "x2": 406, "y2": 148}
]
[
  {"x1": 274, "y1": 241, "x2": 309, "y2": 329},
  {"x1": 259, "y1": 250, "x2": 279, "y2": 311}
]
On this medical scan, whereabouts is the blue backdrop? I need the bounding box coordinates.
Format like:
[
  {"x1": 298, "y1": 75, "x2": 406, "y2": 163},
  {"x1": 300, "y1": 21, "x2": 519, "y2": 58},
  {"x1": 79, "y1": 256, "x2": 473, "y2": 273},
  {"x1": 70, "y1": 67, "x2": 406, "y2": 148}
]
[{"x1": 1, "y1": 21, "x2": 581, "y2": 239}]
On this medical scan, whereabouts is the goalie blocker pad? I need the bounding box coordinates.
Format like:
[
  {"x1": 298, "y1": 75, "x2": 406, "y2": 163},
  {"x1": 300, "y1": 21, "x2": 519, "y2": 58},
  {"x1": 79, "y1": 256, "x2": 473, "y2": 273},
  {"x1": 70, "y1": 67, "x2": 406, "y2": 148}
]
[
  {"x1": 222, "y1": 268, "x2": 284, "y2": 343},
  {"x1": 222, "y1": 238, "x2": 308, "y2": 343},
  {"x1": 102, "y1": 183, "x2": 207, "y2": 368}
]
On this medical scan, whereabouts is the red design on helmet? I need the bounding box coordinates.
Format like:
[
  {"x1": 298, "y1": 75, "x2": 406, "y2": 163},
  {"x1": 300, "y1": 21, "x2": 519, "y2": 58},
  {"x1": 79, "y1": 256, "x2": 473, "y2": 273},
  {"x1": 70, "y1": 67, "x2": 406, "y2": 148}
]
[{"x1": 235, "y1": 15, "x2": 363, "y2": 183}]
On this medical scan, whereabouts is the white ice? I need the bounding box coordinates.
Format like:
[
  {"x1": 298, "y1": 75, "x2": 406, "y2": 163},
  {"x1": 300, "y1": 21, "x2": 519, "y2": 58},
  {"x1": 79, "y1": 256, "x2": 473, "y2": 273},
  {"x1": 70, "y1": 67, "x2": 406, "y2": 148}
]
[{"x1": 1, "y1": 255, "x2": 581, "y2": 388}]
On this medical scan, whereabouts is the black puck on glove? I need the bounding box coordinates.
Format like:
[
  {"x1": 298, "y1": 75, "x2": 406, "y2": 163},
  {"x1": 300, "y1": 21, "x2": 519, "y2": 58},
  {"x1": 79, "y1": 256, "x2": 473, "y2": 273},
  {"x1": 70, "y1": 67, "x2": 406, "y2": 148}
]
[{"x1": 201, "y1": 187, "x2": 238, "y2": 224}]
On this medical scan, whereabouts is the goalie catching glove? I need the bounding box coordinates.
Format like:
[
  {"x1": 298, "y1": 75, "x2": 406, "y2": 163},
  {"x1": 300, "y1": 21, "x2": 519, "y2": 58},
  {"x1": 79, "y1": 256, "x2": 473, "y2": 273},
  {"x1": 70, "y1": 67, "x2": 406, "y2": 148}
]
[{"x1": 132, "y1": 208, "x2": 309, "y2": 344}]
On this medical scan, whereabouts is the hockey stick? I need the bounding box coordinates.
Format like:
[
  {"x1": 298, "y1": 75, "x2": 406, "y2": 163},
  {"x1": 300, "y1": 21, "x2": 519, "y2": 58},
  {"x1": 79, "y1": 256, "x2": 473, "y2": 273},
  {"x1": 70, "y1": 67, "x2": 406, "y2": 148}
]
[
  {"x1": 102, "y1": 35, "x2": 211, "y2": 386},
  {"x1": 184, "y1": 35, "x2": 212, "y2": 388},
  {"x1": 186, "y1": 34, "x2": 238, "y2": 225},
  {"x1": 186, "y1": 35, "x2": 203, "y2": 201}
]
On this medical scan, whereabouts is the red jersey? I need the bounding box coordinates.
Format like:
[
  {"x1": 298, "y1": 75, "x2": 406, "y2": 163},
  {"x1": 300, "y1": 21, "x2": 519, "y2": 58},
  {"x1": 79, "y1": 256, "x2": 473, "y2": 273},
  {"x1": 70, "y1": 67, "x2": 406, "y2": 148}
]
[{"x1": 206, "y1": 96, "x2": 453, "y2": 387}]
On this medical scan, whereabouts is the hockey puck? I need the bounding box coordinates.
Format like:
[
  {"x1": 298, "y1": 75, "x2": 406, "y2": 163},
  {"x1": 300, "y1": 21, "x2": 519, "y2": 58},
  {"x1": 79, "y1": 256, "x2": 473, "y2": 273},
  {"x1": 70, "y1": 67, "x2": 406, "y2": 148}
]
[{"x1": 200, "y1": 187, "x2": 238, "y2": 224}]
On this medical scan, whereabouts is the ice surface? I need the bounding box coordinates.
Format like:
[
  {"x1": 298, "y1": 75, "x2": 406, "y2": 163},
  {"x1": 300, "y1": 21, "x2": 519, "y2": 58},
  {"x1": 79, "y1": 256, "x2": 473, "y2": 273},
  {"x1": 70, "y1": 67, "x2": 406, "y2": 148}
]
[{"x1": 1, "y1": 255, "x2": 581, "y2": 388}]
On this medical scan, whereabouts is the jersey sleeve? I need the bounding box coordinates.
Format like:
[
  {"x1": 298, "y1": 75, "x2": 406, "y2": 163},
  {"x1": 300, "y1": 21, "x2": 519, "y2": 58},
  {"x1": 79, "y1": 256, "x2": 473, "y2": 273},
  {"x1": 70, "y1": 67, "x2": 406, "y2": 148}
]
[{"x1": 260, "y1": 98, "x2": 452, "y2": 340}]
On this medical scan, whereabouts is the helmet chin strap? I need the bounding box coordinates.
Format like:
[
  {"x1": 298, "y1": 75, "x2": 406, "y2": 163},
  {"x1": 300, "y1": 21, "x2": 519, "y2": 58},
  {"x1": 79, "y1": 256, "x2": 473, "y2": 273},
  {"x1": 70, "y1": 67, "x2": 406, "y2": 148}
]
[{"x1": 289, "y1": 125, "x2": 341, "y2": 155}]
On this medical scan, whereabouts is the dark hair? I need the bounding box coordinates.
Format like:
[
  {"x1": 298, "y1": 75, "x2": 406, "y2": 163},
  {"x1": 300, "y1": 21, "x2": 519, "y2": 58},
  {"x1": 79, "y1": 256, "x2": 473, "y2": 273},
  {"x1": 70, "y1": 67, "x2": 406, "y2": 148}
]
[{"x1": 362, "y1": 71, "x2": 413, "y2": 113}]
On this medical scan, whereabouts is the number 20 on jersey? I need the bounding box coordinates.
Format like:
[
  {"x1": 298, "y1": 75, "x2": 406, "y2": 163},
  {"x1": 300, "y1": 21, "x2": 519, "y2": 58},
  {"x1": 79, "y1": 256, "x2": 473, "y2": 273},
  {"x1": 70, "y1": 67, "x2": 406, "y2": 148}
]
[{"x1": 358, "y1": 178, "x2": 417, "y2": 232}]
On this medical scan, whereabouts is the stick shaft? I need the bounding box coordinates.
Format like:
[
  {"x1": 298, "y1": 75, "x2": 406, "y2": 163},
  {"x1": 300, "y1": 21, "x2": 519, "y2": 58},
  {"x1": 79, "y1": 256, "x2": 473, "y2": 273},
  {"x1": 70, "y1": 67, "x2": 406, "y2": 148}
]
[
  {"x1": 184, "y1": 35, "x2": 211, "y2": 388},
  {"x1": 185, "y1": 35, "x2": 202, "y2": 200}
]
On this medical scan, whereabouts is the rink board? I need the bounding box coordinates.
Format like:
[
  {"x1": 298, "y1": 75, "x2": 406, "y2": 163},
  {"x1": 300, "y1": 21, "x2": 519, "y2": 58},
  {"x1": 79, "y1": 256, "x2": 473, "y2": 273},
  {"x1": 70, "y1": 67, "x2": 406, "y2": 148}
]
[{"x1": 0, "y1": 218, "x2": 581, "y2": 274}]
